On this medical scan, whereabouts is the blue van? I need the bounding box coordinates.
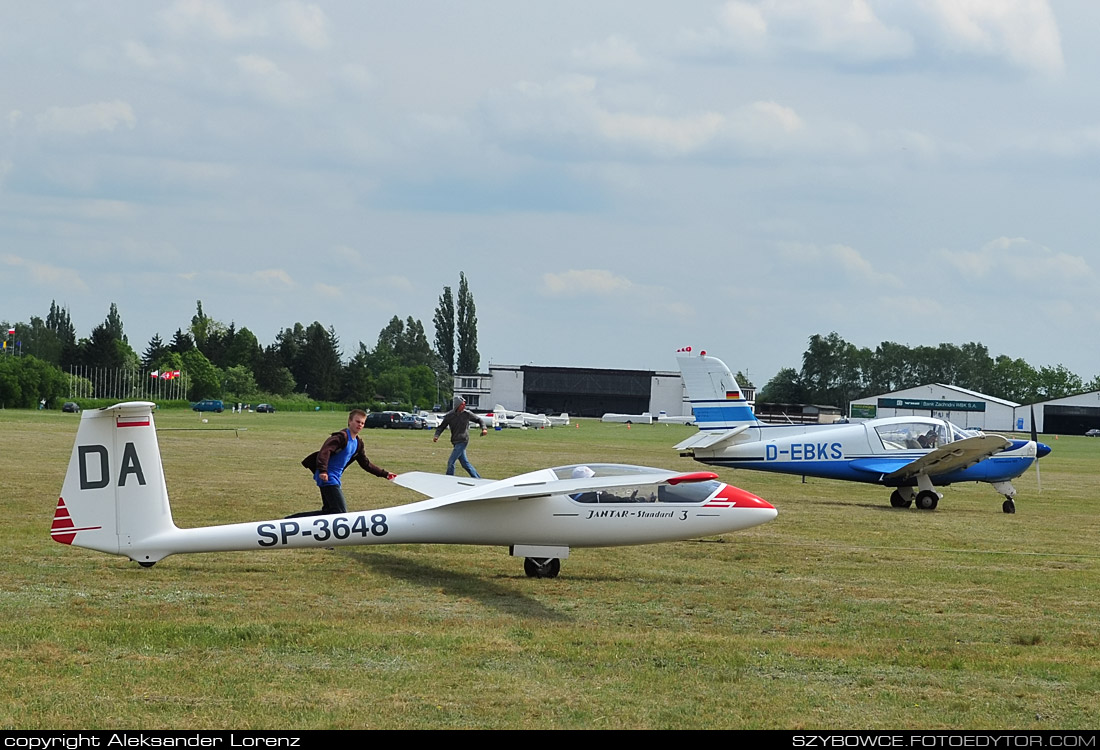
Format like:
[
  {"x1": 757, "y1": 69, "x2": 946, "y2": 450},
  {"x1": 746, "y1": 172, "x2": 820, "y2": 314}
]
[{"x1": 192, "y1": 399, "x2": 224, "y2": 413}]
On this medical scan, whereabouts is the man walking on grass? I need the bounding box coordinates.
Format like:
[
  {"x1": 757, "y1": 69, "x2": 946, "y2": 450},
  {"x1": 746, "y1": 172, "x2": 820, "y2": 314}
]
[{"x1": 433, "y1": 396, "x2": 489, "y2": 477}]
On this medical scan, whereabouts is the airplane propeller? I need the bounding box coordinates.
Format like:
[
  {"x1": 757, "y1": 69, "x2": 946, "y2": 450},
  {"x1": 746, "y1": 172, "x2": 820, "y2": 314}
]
[{"x1": 1031, "y1": 404, "x2": 1042, "y2": 492}]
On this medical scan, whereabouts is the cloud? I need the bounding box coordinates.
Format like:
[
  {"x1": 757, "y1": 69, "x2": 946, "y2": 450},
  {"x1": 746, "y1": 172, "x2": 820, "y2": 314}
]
[
  {"x1": 542, "y1": 269, "x2": 634, "y2": 296},
  {"x1": 1, "y1": 254, "x2": 89, "y2": 291},
  {"x1": 483, "y1": 75, "x2": 812, "y2": 160},
  {"x1": 679, "y1": 0, "x2": 1062, "y2": 74},
  {"x1": 938, "y1": 237, "x2": 1093, "y2": 286},
  {"x1": 920, "y1": 0, "x2": 1063, "y2": 75},
  {"x1": 160, "y1": 0, "x2": 330, "y2": 49},
  {"x1": 776, "y1": 242, "x2": 902, "y2": 287},
  {"x1": 232, "y1": 54, "x2": 305, "y2": 105},
  {"x1": 571, "y1": 35, "x2": 647, "y2": 72},
  {"x1": 253, "y1": 269, "x2": 295, "y2": 287},
  {"x1": 35, "y1": 101, "x2": 136, "y2": 135}
]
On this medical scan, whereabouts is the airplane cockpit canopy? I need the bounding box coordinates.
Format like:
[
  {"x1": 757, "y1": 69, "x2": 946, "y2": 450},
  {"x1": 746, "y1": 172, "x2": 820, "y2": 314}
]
[
  {"x1": 873, "y1": 419, "x2": 982, "y2": 451},
  {"x1": 874, "y1": 420, "x2": 948, "y2": 450},
  {"x1": 552, "y1": 464, "x2": 721, "y2": 504}
]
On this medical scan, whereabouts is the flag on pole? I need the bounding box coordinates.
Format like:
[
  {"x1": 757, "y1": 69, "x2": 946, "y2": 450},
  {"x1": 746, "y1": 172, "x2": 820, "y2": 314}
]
[
  {"x1": 150, "y1": 370, "x2": 160, "y2": 378},
  {"x1": 6, "y1": 328, "x2": 13, "y2": 335}
]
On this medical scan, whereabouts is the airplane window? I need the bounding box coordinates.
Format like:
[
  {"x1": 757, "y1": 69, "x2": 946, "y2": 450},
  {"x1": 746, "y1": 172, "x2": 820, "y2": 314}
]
[
  {"x1": 569, "y1": 480, "x2": 720, "y2": 504},
  {"x1": 657, "y1": 480, "x2": 721, "y2": 504}
]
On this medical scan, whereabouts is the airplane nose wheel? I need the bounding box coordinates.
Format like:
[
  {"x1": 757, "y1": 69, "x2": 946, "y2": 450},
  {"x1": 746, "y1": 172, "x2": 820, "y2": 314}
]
[
  {"x1": 1002, "y1": 498, "x2": 1016, "y2": 514},
  {"x1": 523, "y1": 557, "x2": 561, "y2": 578},
  {"x1": 889, "y1": 490, "x2": 913, "y2": 508},
  {"x1": 914, "y1": 490, "x2": 939, "y2": 510}
]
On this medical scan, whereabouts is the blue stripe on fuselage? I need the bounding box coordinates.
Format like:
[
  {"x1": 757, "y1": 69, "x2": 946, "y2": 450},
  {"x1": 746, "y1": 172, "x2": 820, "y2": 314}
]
[{"x1": 696, "y1": 454, "x2": 1036, "y2": 486}]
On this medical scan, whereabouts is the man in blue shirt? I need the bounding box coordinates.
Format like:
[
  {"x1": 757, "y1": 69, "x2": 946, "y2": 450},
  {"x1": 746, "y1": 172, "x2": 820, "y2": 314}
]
[{"x1": 289, "y1": 409, "x2": 396, "y2": 518}]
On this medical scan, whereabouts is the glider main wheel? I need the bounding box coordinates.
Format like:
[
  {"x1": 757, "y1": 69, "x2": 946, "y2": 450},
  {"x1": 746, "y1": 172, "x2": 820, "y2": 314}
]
[
  {"x1": 137, "y1": 561, "x2": 156, "y2": 568},
  {"x1": 1002, "y1": 499, "x2": 1016, "y2": 514},
  {"x1": 889, "y1": 490, "x2": 912, "y2": 508},
  {"x1": 523, "y1": 557, "x2": 561, "y2": 579},
  {"x1": 914, "y1": 490, "x2": 939, "y2": 511}
]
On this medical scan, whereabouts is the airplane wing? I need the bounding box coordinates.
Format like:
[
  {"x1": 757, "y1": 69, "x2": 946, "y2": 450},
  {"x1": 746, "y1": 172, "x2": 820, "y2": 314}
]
[
  {"x1": 881, "y1": 434, "x2": 1013, "y2": 484},
  {"x1": 393, "y1": 468, "x2": 719, "y2": 512},
  {"x1": 394, "y1": 472, "x2": 494, "y2": 498}
]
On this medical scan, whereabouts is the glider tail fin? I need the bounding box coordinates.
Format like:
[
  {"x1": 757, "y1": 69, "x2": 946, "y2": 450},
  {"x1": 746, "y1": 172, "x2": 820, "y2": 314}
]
[
  {"x1": 675, "y1": 347, "x2": 760, "y2": 431},
  {"x1": 51, "y1": 402, "x2": 176, "y2": 563}
]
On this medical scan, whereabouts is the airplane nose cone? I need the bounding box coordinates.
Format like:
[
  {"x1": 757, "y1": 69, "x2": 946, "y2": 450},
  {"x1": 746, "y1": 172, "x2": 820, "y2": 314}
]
[
  {"x1": 714, "y1": 484, "x2": 776, "y2": 512},
  {"x1": 1036, "y1": 442, "x2": 1052, "y2": 458}
]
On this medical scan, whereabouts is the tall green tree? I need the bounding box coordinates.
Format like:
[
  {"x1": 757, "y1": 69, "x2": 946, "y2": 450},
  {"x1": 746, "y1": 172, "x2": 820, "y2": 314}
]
[
  {"x1": 433, "y1": 285, "x2": 455, "y2": 375},
  {"x1": 46, "y1": 300, "x2": 78, "y2": 368},
  {"x1": 79, "y1": 304, "x2": 138, "y2": 371},
  {"x1": 456, "y1": 271, "x2": 480, "y2": 373},
  {"x1": 142, "y1": 334, "x2": 169, "y2": 369},
  {"x1": 298, "y1": 322, "x2": 342, "y2": 400}
]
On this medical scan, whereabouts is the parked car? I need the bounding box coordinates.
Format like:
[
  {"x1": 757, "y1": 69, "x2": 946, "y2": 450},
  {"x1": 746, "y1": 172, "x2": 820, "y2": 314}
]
[
  {"x1": 256, "y1": 404, "x2": 276, "y2": 413},
  {"x1": 192, "y1": 399, "x2": 224, "y2": 413},
  {"x1": 1086, "y1": 428, "x2": 1100, "y2": 437},
  {"x1": 365, "y1": 411, "x2": 402, "y2": 428},
  {"x1": 62, "y1": 402, "x2": 80, "y2": 413},
  {"x1": 396, "y1": 414, "x2": 428, "y2": 430}
]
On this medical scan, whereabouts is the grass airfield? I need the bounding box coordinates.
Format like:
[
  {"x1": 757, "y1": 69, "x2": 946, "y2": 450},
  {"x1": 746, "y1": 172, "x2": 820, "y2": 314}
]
[{"x1": 3, "y1": 407, "x2": 1098, "y2": 730}]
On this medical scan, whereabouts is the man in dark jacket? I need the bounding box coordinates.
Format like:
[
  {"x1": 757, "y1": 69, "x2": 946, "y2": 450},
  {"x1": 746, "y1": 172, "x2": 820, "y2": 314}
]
[
  {"x1": 433, "y1": 396, "x2": 489, "y2": 477},
  {"x1": 288, "y1": 409, "x2": 396, "y2": 518}
]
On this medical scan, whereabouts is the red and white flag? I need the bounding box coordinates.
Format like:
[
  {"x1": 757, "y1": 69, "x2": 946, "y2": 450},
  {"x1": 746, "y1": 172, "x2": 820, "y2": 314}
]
[
  {"x1": 6, "y1": 328, "x2": 13, "y2": 335},
  {"x1": 150, "y1": 370, "x2": 160, "y2": 378}
]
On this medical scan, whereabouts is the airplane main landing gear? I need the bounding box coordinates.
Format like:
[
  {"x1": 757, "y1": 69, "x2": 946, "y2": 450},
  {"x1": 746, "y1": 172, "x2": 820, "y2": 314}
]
[
  {"x1": 914, "y1": 490, "x2": 939, "y2": 510},
  {"x1": 523, "y1": 557, "x2": 561, "y2": 578},
  {"x1": 1002, "y1": 498, "x2": 1016, "y2": 514},
  {"x1": 889, "y1": 489, "x2": 913, "y2": 508}
]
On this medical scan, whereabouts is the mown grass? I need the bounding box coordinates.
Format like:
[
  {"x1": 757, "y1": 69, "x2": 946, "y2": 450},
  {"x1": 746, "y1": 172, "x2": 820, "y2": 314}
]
[{"x1": 2, "y1": 408, "x2": 1098, "y2": 729}]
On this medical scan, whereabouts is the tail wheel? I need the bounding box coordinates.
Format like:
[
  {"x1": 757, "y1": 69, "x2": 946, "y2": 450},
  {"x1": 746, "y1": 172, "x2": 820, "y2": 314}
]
[
  {"x1": 915, "y1": 490, "x2": 939, "y2": 510},
  {"x1": 889, "y1": 490, "x2": 913, "y2": 508},
  {"x1": 1003, "y1": 499, "x2": 1016, "y2": 514},
  {"x1": 523, "y1": 557, "x2": 561, "y2": 578}
]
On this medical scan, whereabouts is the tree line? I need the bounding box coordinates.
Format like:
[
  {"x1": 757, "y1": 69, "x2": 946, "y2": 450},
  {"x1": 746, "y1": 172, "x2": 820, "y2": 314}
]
[
  {"x1": 757, "y1": 332, "x2": 1097, "y2": 410},
  {"x1": 0, "y1": 273, "x2": 481, "y2": 410}
]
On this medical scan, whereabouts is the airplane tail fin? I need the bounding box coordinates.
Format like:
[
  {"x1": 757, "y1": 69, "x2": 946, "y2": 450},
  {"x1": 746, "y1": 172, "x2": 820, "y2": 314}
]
[
  {"x1": 675, "y1": 347, "x2": 760, "y2": 431},
  {"x1": 51, "y1": 402, "x2": 177, "y2": 564}
]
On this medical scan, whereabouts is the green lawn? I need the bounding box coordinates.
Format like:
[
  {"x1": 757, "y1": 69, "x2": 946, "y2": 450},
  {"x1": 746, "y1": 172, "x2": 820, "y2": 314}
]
[{"x1": 3, "y1": 408, "x2": 1097, "y2": 729}]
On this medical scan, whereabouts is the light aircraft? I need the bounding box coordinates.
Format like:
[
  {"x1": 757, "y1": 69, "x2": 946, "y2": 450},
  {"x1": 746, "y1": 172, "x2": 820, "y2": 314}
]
[
  {"x1": 51, "y1": 401, "x2": 777, "y2": 577},
  {"x1": 490, "y1": 404, "x2": 563, "y2": 429},
  {"x1": 674, "y1": 348, "x2": 1051, "y2": 514}
]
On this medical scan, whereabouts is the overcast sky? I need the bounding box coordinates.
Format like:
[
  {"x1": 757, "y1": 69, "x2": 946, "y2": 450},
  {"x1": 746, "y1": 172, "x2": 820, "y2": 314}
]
[{"x1": 3, "y1": 1, "x2": 1098, "y2": 386}]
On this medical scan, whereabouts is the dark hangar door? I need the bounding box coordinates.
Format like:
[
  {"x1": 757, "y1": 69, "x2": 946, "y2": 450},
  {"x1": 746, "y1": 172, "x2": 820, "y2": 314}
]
[
  {"x1": 1043, "y1": 404, "x2": 1100, "y2": 435},
  {"x1": 522, "y1": 366, "x2": 653, "y2": 418}
]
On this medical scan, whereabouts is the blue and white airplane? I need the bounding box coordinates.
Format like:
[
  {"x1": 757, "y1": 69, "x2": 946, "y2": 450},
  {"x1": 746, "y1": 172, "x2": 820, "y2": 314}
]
[{"x1": 674, "y1": 347, "x2": 1051, "y2": 514}]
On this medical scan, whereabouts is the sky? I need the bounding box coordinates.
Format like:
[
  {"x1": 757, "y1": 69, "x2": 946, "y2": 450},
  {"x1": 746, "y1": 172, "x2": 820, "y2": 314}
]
[{"x1": 3, "y1": 0, "x2": 1099, "y2": 387}]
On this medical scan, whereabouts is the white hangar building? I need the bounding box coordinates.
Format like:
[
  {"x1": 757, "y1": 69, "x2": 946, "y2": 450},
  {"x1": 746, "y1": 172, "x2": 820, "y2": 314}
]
[{"x1": 848, "y1": 384, "x2": 1020, "y2": 432}]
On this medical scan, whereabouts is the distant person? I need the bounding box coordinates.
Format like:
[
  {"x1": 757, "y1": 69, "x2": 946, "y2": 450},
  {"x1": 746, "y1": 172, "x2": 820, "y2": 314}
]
[
  {"x1": 433, "y1": 396, "x2": 489, "y2": 477},
  {"x1": 288, "y1": 409, "x2": 396, "y2": 518}
]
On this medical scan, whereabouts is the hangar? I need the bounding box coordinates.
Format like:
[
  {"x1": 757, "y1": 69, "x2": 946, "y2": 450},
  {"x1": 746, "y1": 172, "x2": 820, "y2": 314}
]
[
  {"x1": 848, "y1": 384, "x2": 1019, "y2": 432},
  {"x1": 452, "y1": 364, "x2": 689, "y2": 419},
  {"x1": 851, "y1": 384, "x2": 1100, "y2": 435},
  {"x1": 1014, "y1": 391, "x2": 1100, "y2": 435}
]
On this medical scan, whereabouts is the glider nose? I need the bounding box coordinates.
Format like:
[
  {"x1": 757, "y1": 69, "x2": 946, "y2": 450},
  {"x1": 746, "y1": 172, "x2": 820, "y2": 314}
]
[
  {"x1": 712, "y1": 484, "x2": 777, "y2": 520},
  {"x1": 1036, "y1": 441, "x2": 1052, "y2": 458}
]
